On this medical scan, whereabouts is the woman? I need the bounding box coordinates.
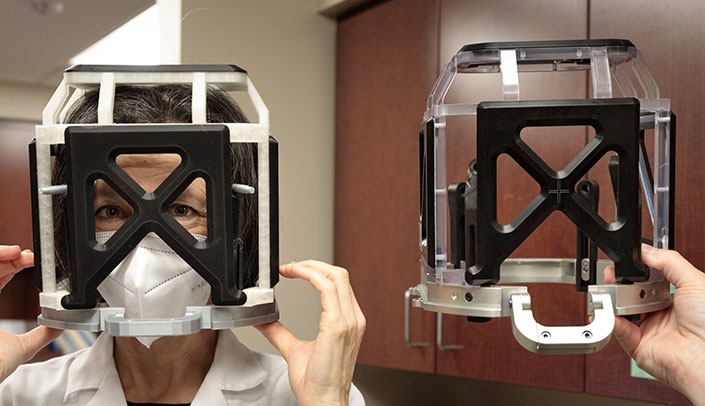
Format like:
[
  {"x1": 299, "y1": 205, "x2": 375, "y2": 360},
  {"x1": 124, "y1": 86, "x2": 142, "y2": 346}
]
[{"x1": 0, "y1": 84, "x2": 365, "y2": 405}]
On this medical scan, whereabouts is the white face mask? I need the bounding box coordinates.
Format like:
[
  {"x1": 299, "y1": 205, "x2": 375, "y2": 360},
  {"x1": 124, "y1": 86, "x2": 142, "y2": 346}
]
[{"x1": 96, "y1": 232, "x2": 211, "y2": 348}]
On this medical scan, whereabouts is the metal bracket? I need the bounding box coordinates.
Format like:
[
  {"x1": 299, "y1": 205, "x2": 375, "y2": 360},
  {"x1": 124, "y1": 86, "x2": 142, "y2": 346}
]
[
  {"x1": 509, "y1": 290, "x2": 613, "y2": 354},
  {"x1": 407, "y1": 259, "x2": 673, "y2": 354},
  {"x1": 404, "y1": 286, "x2": 430, "y2": 347},
  {"x1": 436, "y1": 312, "x2": 462, "y2": 350}
]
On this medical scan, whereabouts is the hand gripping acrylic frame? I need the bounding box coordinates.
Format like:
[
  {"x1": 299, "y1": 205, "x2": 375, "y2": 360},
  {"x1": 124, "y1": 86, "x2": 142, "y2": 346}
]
[
  {"x1": 406, "y1": 40, "x2": 675, "y2": 354},
  {"x1": 31, "y1": 65, "x2": 280, "y2": 337}
]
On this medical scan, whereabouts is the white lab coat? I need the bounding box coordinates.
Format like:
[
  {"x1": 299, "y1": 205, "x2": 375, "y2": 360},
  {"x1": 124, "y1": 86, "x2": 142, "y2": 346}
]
[{"x1": 0, "y1": 330, "x2": 365, "y2": 405}]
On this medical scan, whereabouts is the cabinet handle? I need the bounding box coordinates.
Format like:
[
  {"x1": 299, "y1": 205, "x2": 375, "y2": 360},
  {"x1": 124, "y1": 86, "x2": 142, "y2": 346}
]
[
  {"x1": 436, "y1": 312, "x2": 462, "y2": 351},
  {"x1": 404, "y1": 287, "x2": 430, "y2": 348}
]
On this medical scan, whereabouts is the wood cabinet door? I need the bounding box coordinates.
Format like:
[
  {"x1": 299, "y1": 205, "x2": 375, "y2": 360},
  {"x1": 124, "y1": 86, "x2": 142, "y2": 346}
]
[
  {"x1": 584, "y1": 1, "x2": 705, "y2": 403},
  {"x1": 335, "y1": 0, "x2": 440, "y2": 373}
]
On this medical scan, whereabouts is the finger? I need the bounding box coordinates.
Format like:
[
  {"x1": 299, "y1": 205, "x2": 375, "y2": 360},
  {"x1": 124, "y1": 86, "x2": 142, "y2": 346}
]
[
  {"x1": 18, "y1": 326, "x2": 63, "y2": 363},
  {"x1": 288, "y1": 261, "x2": 366, "y2": 341},
  {"x1": 0, "y1": 248, "x2": 33, "y2": 274},
  {"x1": 255, "y1": 321, "x2": 301, "y2": 360},
  {"x1": 640, "y1": 244, "x2": 704, "y2": 288},
  {"x1": 291, "y1": 261, "x2": 357, "y2": 315},
  {"x1": 0, "y1": 246, "x2": 22, "y2": 261},
  {"x1": 0, "y1": 246, "x2": 22, "y2": 277},
  {"x1": 289, "y1": 260, "x2": 363, "y2": 317},
  {"x1": 0, "y1": 248, "x2": 33, "y2": 291},
  {"x1": 13, "y1": 250, "x2": 34, "y2": 270},
  {"x1": 603, "y1": 264, "x2": 616, "y2": 284},
  {"x1": 280, "y1": 260, "x2": 346, "y2": 282},
  {"x1": 348, "y1": 287, "x2": 366, "y2": 331},
  {"x1": 291, "y1": 261, "x2": 366, "y2": 365},
  {"x1": 612, "y1": 316, "x2": 642, "y2": 359},
  {"x1": 280, "y1": 262, "x2": 344, "y2": 321}
]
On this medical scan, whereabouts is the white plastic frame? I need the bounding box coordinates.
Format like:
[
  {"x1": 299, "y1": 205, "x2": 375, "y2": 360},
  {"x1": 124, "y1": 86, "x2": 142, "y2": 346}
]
[{"x1": 35, "y1": 65, "x2": 278, "y2": 334}]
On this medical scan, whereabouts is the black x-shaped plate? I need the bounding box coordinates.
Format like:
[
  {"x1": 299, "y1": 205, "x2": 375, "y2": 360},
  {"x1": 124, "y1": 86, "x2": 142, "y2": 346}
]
[
  {"x1": 61, "y1": 125, "x2": 246, "y2": 309},
  {"x1": 468, "y1": 98, "x2": 646, "y2": 285}
]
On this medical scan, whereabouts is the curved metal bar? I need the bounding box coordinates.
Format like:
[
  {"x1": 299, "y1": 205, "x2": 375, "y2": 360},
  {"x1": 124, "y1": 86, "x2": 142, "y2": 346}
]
[
  {"x1": 510, "y1": 290, "x2": 614, "y2": 354},
  {"x1": 404, "y1": 287, "x2": 430, "y2": 348}
]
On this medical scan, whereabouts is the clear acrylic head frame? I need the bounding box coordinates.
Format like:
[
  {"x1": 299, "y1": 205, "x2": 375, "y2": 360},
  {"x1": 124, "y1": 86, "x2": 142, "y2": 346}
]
[
  {"x1": 408, "y1": 40, "x2": 674, "y2": 354},
  {"x1": 424, "y1": 40, "x2": 672, "y2": 284}
]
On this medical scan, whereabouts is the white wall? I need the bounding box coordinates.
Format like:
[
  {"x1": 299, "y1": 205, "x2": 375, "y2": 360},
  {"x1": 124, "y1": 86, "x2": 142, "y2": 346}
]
[
  {"x1": 178, "y1": 0, "x2": 337, "y2": 353},
  {"x1": 0, "y1": 82, "x2": 54, "y2": 121}
]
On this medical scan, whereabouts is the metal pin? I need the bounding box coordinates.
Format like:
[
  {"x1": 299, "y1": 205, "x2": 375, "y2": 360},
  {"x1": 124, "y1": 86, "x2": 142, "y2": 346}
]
[
  {"x1": 39, "y1": 185, "x2": 68, "y2": 195},
  {"x1": 232, "y1": 183, "x2": 255, "y2": 195}
]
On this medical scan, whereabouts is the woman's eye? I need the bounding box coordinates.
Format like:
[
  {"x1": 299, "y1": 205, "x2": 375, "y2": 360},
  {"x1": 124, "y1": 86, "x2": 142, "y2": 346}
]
[
  {"x1": 169, "y1": 204, "x2": 196, "y2": 218},
  {"x1": 167, "y1": 202, "x2": 207, "y2": 234},
  {"x1": 95, "y1": 205, "x2": 126, "y2": 219}
]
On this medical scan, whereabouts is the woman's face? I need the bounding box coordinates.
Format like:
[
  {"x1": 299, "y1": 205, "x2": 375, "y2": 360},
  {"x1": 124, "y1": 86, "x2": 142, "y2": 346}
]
[{"x1": 93, "y1": 153, "x2": 208, "y2": 236}]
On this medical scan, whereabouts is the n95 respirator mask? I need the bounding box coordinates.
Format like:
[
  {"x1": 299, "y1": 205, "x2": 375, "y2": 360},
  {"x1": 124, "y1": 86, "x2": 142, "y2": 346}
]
[{"x1": 95, "y1": 232, "x2": 211, "y2": 348}]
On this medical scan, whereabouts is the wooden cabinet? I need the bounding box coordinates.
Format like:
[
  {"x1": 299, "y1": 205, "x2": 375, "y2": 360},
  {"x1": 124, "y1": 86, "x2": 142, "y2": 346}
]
[
  {"x1": 335, "y1": 0, "x2": 440, "y2": 374},
  {"x1": 335, "y1": 0, "x2": 700, "y2": 403}
]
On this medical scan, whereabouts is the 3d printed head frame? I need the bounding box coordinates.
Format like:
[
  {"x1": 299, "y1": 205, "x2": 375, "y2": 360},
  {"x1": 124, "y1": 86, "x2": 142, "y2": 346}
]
[
  {"x1": 406, "y1": 39, "x2": 675, "y2": 354},
  {"x1": 31, "y1": 65, "x2": 279, "y2": 337}
]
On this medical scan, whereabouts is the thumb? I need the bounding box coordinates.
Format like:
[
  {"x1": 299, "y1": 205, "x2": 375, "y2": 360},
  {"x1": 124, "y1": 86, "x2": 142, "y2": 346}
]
[
  {"x1": 254, "y1": 321, "x2": 300, "y2": 359},
  {"x1": 1, "y1": 326, "x2": 62, "y2": 382},
  {"x1": 641, "y1": 244, "x2": 703, "y2": 289},
  {"x1": 19, "y1": 326, "x2": 62, "y2": 363},
  {"x1": 611, "y1": 315, "x2": 642, "y2": 359}
]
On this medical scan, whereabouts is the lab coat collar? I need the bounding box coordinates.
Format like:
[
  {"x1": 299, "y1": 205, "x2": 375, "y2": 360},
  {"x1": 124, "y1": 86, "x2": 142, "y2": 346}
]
[
  {"x1": 64, "y1": 332, "x2": 127, "y2": 405},
  {"x1": 192, "y1": 330, "x2": 270, "y2": 404},
  {"x1": 63, "y1": 330, "x2": 270, "y2": 405}
]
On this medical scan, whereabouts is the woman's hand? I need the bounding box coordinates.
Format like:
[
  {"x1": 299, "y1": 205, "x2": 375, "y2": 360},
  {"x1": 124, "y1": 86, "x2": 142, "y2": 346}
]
[
  {"x1": 608, "y1": 244, "x2": 705, "y2": 404},
  {"x1": 0, "y1": 245, "x2": 62, "y2": 383},
  {"x1": 255, "y1": 260, "x2": 366, "y2": 406}
]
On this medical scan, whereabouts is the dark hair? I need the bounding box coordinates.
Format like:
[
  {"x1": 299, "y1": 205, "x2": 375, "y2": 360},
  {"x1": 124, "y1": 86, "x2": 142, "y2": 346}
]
[{"x1": 53, "y1": 84, "x2": 259, "y2": 288}]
